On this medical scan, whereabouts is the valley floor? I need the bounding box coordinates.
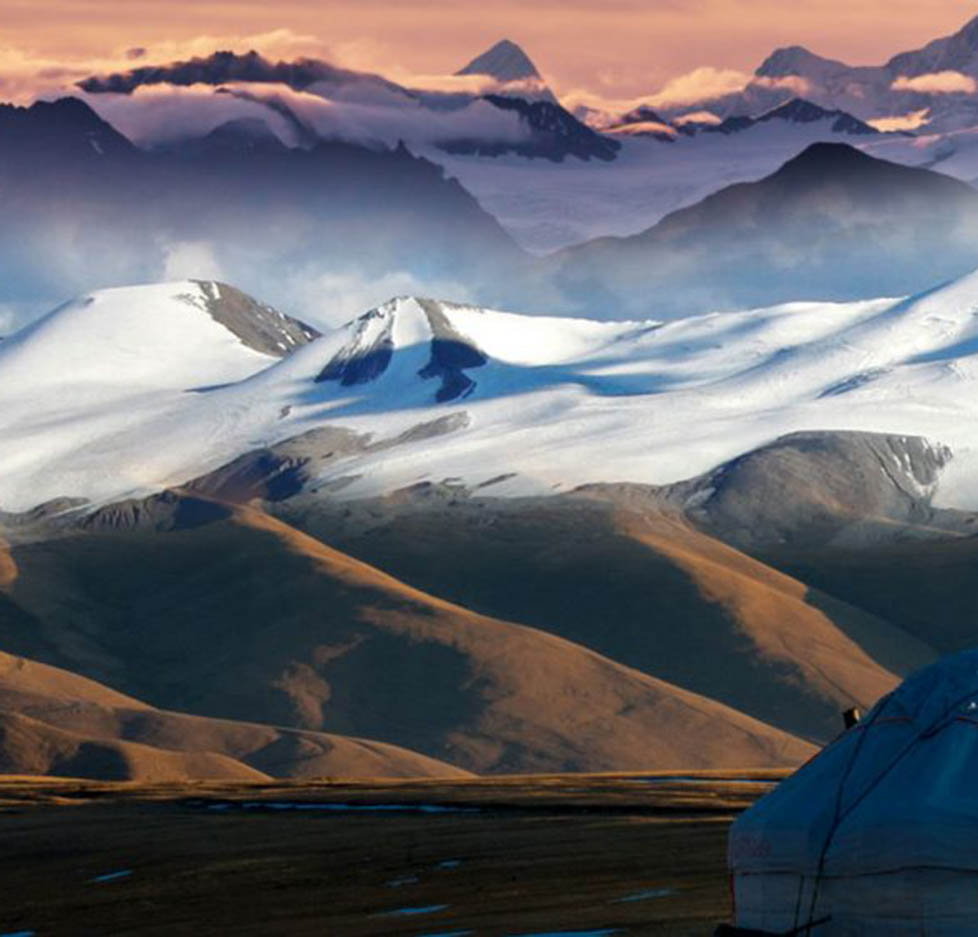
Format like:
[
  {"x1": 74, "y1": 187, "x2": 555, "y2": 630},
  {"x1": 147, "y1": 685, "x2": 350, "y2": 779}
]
[{"x1": 0, "y1": 772, "x2": 780, "y2": 936}]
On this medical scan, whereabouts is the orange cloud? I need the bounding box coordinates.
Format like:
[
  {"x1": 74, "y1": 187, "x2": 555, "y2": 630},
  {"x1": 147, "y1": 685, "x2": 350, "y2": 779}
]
[
  {"x1": 891, "y1": 71, "x2": 977, "y2": 94},
  {"x1": 674, "y1": 110, "x2": 722, "y2": 125},
  {"x1": 0, "y1": 29, "x2": 338, "y2": 103},
  {"x1": 646, "y1": 66, "x2": 750, "y2": 108},
  {"x1": 5, "y1": 3, "x2": 978, "y2": 107},
  {"x1": 751, "y1": 75, "x2": 813, "y2": 96},
  {"x1": 867, "y1": 107, "x2": 931, "y2": 131}
]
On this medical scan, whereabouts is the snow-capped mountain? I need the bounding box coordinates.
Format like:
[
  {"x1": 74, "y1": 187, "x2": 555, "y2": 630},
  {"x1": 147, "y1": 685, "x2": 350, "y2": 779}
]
[
  {"x1": 11, "y1": 277, "x2": 978, "y2": 780},
  {"x1": 11, "y1": 271, "x2": 978, "y2": 513},
  {"x1": 673, "y1": 13, "x2": 978, "y2": 134},
  {"x1": 62, "y1": 29, "x2": 978, "y2": 259}
]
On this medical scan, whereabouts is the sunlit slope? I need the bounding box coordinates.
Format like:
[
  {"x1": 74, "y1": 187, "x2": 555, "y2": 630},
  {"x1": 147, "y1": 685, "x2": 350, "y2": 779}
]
[
  {"x1": 0, "y1": 505, "x2": 814, "y2": 773},
  {"x1": 0, "y1": 651, "x2": 471, "y2": 781}
]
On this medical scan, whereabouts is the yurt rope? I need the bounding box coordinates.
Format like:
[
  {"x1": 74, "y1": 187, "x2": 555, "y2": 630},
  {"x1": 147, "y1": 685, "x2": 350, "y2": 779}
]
[{"x1": 799, "y1": 686, "x2": 978, "y2": 934}]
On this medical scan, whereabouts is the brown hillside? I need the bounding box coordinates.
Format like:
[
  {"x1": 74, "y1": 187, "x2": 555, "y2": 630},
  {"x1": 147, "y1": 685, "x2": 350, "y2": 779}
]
[
  {"x1": 279, "y1": 489, "x2": 933, "y2": 742},
  {"x1": 0, "y1": 651, "x2": 471, "y2": 781},
  {"x1": 0, "y1": 504, "x2": 814, "y2": 773}
]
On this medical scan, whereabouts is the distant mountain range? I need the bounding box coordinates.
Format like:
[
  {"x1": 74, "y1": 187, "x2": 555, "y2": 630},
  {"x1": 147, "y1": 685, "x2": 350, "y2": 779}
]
[
  {"x1": 603, "y1": 97, "x2": 879, "y2": 141},
  {"x1": 6, "y1": 95, "x2": 978, "y2": 324},
  {"x1": 549, "y1": 142, "x2": 978, "y2": 317},
  {"x1": 659, "y1": 13, "x2": 978, "y2": 134},
  {"x1": 77, "y1": 44, "x2": 601, "y2": 163},
  {"x1": 44, "y1": 24, "x2": 978, "y2": 263},
  {"x1": 0, "y1": 96, "x2": 524, "y2": 319}
]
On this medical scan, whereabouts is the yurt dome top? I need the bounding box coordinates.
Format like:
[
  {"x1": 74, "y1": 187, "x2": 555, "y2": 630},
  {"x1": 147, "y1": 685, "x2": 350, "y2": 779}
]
[{"x1": 731, "y1": 649, "x2": 978, "y2": 880}]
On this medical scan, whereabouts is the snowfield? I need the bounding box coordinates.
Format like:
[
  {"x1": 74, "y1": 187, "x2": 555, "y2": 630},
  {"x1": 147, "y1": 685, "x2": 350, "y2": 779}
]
[{"x1": 8, "y1": 275, "x2": 978, "y2": 511}]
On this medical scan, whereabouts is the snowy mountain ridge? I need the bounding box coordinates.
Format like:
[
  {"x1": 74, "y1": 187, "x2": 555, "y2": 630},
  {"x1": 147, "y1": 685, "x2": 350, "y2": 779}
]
[{"x1": 11, "y1": 275, "x2": 978, "y2": 513}]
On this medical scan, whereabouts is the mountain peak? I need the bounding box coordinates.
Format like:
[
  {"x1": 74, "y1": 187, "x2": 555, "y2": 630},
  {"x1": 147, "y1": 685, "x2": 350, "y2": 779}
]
[
  {"x1": 758, "y1": 98, "x2": 877, "y2": 134},
  {"x1": 0, "y1": 96, "x2": 137, "y2": 160},
  {"x1": 776, "y1": 140, "x2": 880, "y2": 174},
  {"x1": 6, "y1": 96, "x2": 109, "y2": 131},
  {"x1": 756, "y1": 44, "x2": 847, "y2": 78},
  {"x1": 886, "y1": 11, "x2": 978, "y2": 75},
  {"x1": 703, "y1": 99, "x2": 877, "y2": 138},
  {"x1": 456, "y1": 39, "x2": 542, "y2": 82}
]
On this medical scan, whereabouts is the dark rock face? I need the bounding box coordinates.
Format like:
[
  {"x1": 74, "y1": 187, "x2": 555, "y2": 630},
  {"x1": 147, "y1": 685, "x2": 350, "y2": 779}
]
[
  {"x1": 439, "y1": 95, "x2": 620, "y2": 162},
  {"x1": 619, "y1": 105, "x2": 670, "y2": 126},
  {"x1": 705, "y1": 99, "x2": 878, "y2": 136},
  {"x1": 0, "y1": 97, "x2": 138, "y2": 166},
  {"x1": 668, "y1": 431, "x2": 957, "y2": 550},
  {"x1": 315, "y1": 312, "x2": 395, "y2": 386},
  {"x1": 316, "y1": 299, "x2": 489, "y2": 402},
  {"x1": 186, "y1": 426, "x2": 371, "y2": 504},
  {"x1": 77, "y1": 49, "x2": 411, "y2": 100},
  {"x1": 192, "y1": 281, "x2": 320, "y2": 357},
  {"x1": 81, "y1": 490, "x2": 232, "y2": 532}
]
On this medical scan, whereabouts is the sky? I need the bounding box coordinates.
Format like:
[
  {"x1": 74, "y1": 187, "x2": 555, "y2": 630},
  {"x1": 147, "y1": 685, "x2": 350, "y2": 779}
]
[{"x1": 4, "y1": 0, "x2": 978, "y2": 104}]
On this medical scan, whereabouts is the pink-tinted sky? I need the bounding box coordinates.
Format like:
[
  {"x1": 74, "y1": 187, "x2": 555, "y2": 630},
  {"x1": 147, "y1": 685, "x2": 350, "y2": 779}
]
[{"x1": 5, "y1": 0, "x2": 978, "y2": 98}]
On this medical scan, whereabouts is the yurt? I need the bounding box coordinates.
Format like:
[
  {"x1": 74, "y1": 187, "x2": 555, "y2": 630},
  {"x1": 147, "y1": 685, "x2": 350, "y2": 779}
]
[{"x1": 727, "y1": 649, "x2": 978, "y2": 935}]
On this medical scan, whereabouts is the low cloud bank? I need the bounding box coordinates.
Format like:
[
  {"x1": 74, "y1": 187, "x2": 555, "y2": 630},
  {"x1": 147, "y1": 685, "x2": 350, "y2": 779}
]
[
  {"x1": 81, "y1": 81, "x2": 532, "y2": 151},
  {"x1": 867, "y1": 108, "x2": 931, "y2": 132},
  {"x1": 892, "y1": 71, "x2": 977, "y2": 94}
]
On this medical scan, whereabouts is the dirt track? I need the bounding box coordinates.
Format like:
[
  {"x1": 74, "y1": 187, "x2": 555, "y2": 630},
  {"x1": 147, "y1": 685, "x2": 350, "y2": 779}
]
[{"x1": 0, "y1": 772, "x2": 783, "y2": 936}]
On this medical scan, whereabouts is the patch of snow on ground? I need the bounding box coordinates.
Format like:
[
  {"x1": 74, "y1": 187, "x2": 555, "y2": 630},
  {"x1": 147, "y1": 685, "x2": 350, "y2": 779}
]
[
  {"x1": 374, "y1": 905, "x2": 450, "y2": 917},
  {"x1": 89, "y1": 870, "x2": 133, "y2": 884}
]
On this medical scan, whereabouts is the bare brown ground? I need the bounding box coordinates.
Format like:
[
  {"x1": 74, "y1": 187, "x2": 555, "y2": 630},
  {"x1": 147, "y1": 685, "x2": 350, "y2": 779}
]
[{"x1": 0, "y1": 771, "x2": 782, "y2": 936}]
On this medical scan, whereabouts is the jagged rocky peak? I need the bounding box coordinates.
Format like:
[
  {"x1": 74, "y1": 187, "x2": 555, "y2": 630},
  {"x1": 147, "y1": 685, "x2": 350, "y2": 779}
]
[
  {"x1": 757, "y1": 98, "x2": 878, "y2": 134},
  {"x1": 191, "y1": 281, "x2": 320, "y2": 357},
  {"x1": 755, "y1": 44, "x2": 849, "y2": 78},
  {"x1": 457, "y1": 38, "x2": 543, "y2": 81}
]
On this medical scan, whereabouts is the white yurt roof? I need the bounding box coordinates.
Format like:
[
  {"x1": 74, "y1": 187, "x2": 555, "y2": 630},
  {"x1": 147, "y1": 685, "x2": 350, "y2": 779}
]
[{"x1": 730, "y1": 649, "x2": 978, "y2": 879}]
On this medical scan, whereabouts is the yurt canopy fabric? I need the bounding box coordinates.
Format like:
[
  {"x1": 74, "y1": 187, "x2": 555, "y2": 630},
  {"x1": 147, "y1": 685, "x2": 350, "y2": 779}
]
[{"x1": 729, "y1": 649, "x2": 978, "y2": 934}]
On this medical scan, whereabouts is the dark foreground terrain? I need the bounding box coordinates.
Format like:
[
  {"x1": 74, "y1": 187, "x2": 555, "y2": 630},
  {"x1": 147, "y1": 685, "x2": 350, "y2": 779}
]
[{"x1": 0, "y1": 772, "x2": 781, "y2": 936}]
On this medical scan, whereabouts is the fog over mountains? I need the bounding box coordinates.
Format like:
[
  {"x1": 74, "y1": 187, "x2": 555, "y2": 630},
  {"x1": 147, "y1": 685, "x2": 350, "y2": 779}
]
[{"x1": 8, "y1": 91, "x2": 978, "y2": 330}]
